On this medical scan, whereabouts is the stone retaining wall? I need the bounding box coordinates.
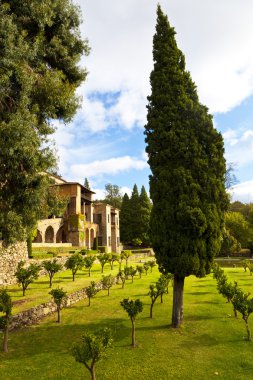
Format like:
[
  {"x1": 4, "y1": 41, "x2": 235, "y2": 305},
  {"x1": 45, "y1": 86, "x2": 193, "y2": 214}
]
[
  {"x1": 10, "y1": 282, "x2": 104, "y2": 330},
  {"x1": 0, "y1": 242, "x2": 28, "y2": 286}
]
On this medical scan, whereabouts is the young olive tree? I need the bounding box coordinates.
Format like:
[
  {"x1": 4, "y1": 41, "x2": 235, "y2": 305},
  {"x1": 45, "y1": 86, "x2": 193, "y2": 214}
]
[
  {"x1": 232, "y1": 289, "x2": 253, "y2": 341},
  {"x1": 65, "y1": 253, "x2": 84, "y2": 281},
  {"x1": 148, "y1": 260, "x2": 156, "y2": 273},
  {"x1": 148, "y1": 284, "x2": 161, "y2": 318},
  {"x1": 15, "y1": 261, "x2": 41, "y2": 296},
  {"x1": 97, "y1": 253, "x2": 110, "y2": 273},
  {"x1": 136, "y1": 265, "x2": 144, "y2": 279},
  {"x1": 109, "y1": 253, "x2": 120, "y2": 270},
  {"x1": 128, "y1": 266, "x2": 137, "y2": 283},
  {"x1": 145, "y1": 5, "x2": 228, "y2": 328},
  {"x1": 49, "y1": 287, "x2": 67, "y2": 323},
  {"x1": 120, "y1": 298, "x2": 143, "y2": 348},
  {"x1": 72, "y1": 328, "x2": 113, "y2": 380},
  {"x1": 0, "y1": 290, "x2": 12, "y2": 353},
  {"x1": 157, "y1": 273, "x2": 173, "y2": 303},
  {"x1": 121, "y1": 250, "x2": 132, "y2": 266},
  {"x1": 143, "y1": 262, "x2": 150, "y2": 276},
  {"x1": 84, "y1": 256, "x2": 96, "y2": 277},
  {"x1": 116, "y1": 270, "x2": 126, "y2": 289},
  {"x1": 241, "y1": 260, "x2": 249, "y2": 273},
  {"x1": 101, "y1": 274, "x2": 115, "y2": 296},
  {"x1": 85, "y1": 281, "x2": 99, "y2": 306},
  {"x1": 43, "y1": 259, "x2": 62, "y2": 288}
]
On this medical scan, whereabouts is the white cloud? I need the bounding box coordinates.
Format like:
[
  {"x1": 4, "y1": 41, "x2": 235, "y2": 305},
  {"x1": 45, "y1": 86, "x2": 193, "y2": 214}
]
[
  {"x1": 70, "y1": 156, "x2": 148, "y2": 178},
  {"x1": 76, "y1": 0, "x2": 253, "y2": 116},
  {"x1": 228, "y1": 180, "x2": 253, "y2": 203},
  {"x1": 223, "y1": 129, "x2": 253, "y2": 168}
]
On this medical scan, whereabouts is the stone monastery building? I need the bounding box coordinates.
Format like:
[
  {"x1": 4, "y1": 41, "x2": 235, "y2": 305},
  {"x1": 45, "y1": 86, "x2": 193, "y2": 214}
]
[{"x1": 33, "y1": 174, "x2": 121, "y2": 253}]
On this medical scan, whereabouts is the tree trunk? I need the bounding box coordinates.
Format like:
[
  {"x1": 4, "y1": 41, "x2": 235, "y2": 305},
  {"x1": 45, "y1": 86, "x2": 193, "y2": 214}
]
[
  {"x1": 3, "y1": 324, "x2": 8, "y2": 353},
  {"x1": 72, "y1": 272, "x2": 75, "y2": 281},
  {"x1": 22, "y1": 285, "x2": 26, "y2": 296},
  {"x1": 150, "y1": 303, "x2": 153, "y2": 318},
  {"x1": 49, "y1": 275, "x2": 53, "y2": 288},
  {"x1": 131, "y1": 318, "x2": 136, "y2": 347},
  {"x1": 172, "y1": 274, "x2": 185, "y2": 328},
  {"x1": 88, "y1": 297, "x2": 91, "y2": 306},
  {"x1": 91, "y1": 366, "x2": 96, "y2": 380},
  {"x1": 89, "y1": 269, "x2": 91, "y2": 277},
  {"x1": 233, "y1": 307, "x2": 237, "y2": 318},
  {"x1": 244, "y1": 316, "x2": 251, "y2": 341},
  {"x1": 108, "y1": 288, "x2": 110, "y2": 296},
  {"x1": 57, "y1": 307, "x2": 61, "y2": 323},
  {"x1": 160, "y1": 293, "x2": 163, "y2": 303}
]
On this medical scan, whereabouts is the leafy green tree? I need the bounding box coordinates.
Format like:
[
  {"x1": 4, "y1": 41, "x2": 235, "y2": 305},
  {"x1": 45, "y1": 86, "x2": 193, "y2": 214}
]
[
  {"x1": 157, "y1": 273, "x2": 173, "y2": 303},
  {"x1": 65, "y1": 253, "x2": 84, "y2": 281},
  {"x1": 128, "y1": 266, "x2": 137, "y2": 283},
  {"x1": 43, "y1": 259, "x2": 63, "y2": 288},
  {"x1": 123, "y1": 266, "x2": 131, "y2": 280},
  {"x1": 148, "y1": 284, "x2": 163, "y2": 318},
  {"x1": 217, "y1": 276, "x2": 239, "y2": 317},
  {"x1": 116, "y1": 270, "x2": 126, "y2": 289},
  {"x1": 220, "y1": 228, "x2": 241, "y2": 256},
  {"x1": 15, "y1": 261, "x2": 40, "y2": 296},
  {"x1": 0, "y1": 0, "x2": 89, "y2": 245},
  {"x1": 120, "y1": 298, "x2": 143, "y2": 348},
  {"x1": 108, "y1": 252, "x2": 120, "y2": 270},
  {"x1": 84, "y1": 256, "x2": 96, "y2": 277},
  {"x1": 121, "y1": 250, "x2": 132, "y2": 266},
  {"x1": 144, "y1": 5, "x2": 228, "y2": 328},
  {"x1": 0, "y1": 290, "x2": 12, "y2": 353},
  {"x1": 101, "y1": 274, "x2": 115, "y2": 296},
  {"x1": 49, "y1": 287, "x2": 67, "y2": 323},
  {"x1": 136, "y1": 265, "x2": 144, "y2": 279},
  {"x1": 97, "y1": 253, "x2": 110, "y2": 273},
  {"x1": 143, "y1": 262, "x2": 150, "y2": 275},
  {"x1": 85, "y1": 281, "x2": 98, "y2": 306},
  {"x1": 72, "y1": 328, "x2": 113, "y2": 380},
  {"x1": 225, "y1": 212, "x2": 251, "y2": 248},
  {"x1": 120, "y1": 193, "x2": 132, "y2": 243},
  {"x1": 104, "y1": 184, "x2": 122, "y2": 209},
  {"x1": 232, "y1": 289, "x2": 253, "y2": 341},
  {"x1": 148, "y1": 260, "x2": 156, "y2": 273},
  {"x1": 241, "y1": 260, "x2": 250, "y2": 273}
]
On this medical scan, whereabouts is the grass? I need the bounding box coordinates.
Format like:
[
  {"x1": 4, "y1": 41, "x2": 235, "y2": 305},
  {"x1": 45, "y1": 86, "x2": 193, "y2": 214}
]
[{"x1": 1, "y1": 265, "x2": 253, "y2": 379}]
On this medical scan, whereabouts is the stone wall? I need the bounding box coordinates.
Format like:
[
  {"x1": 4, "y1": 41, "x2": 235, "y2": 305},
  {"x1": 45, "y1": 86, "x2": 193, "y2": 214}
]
[
  {"x1": 10, "y1": 282, "x2": 104, "y2": 330},
  {"x1": 0, "y1": 242, "x2": 28, "y2": 286}
]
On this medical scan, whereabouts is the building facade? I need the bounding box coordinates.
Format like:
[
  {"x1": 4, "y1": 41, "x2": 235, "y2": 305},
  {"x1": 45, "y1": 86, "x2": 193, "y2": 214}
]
[{"x1": 33, "y1": 175, "x2": 121, "y2": 253}]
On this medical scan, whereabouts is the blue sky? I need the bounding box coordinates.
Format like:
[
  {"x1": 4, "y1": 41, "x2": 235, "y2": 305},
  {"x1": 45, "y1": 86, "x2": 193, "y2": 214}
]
[{"x1": 53, "y1": 0, "x2": 253, "y2": 202}]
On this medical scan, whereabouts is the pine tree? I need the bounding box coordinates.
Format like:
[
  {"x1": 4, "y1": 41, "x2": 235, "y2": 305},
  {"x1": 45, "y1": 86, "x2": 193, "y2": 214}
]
[
  {"x1": 139, "y1": 186, "x2": 152, "y2": 246},
  {"x1": 144, "y1": 5, "x2": 228, "y2": 327},
  {"x1": 120, "y1": 193, "x2": 132, "y2": 243},
  {"x1": 0, "y1": 0, "x2": 89, "y2": 245},
  {"x1": 84, "y1": 178, "x2": 90, "y2": 190}
]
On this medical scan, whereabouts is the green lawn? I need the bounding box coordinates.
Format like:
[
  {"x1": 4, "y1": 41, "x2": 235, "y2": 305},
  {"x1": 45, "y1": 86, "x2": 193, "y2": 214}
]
[{"x1": 1, "y1": 266, "x2": 253, "y2": 380}]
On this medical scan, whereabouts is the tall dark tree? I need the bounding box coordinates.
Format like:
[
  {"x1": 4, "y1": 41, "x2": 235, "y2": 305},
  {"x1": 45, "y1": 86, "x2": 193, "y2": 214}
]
[
  {"x1": 139, "y1": 186, "x2": 152, "y2": 246},
  {"x1": 120, "y1": 193, "x2": 132, "y2": 243},
  {"x1": 0, "y1": 0, "x2": 89, "y2": 245},
  {"x1": 129, "y1": 184, "x2": 141, "y2": 242},
  {"x1": 84, "y1": 178, "x2": 91, "y2": 190},
  {"x1": 144, "y1": 6, "x2": 228, "y2": 328}
]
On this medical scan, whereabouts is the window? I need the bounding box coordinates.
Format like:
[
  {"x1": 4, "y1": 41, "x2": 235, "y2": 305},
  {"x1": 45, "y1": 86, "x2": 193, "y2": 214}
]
[
  {"x1": 108, "y1": 236, "x2": 111, "y2": 246},
  {"x1": 108, "y1": 214, "x2": 110, "y2": 223}
]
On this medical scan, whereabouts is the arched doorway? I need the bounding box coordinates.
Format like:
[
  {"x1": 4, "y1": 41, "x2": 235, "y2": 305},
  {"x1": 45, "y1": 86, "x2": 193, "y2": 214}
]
[
  {"x1": 45, "y1": 226, "x2": 54, "y2": 243},
  {"x1": 56, "y1": 227, "x2": 67, "y2": 243}
]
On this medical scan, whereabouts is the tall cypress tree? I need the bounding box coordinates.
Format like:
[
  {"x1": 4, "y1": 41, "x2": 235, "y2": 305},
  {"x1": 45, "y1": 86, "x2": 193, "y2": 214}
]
[
  {"x1": 144, "y1": 6, "x2": 228, "y2": 327},
  {"x1": 139, "y1": 186, "x2": 152, "y2": 246},
  {"x1": 120, "y1": 193, "x2": 132, "y2": 243},
  {"x1": 129, "y1": 184, "x2": 141, "y2": 243}
]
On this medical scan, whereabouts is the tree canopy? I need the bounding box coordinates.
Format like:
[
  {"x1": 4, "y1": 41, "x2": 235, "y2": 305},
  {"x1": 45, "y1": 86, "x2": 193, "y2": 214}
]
[
  {"x1": 144, "y1": 5, "x2": 228, "y2": 327},
  {"x1": 0, "y1": 0, "x2": 89, "y2": 245}
]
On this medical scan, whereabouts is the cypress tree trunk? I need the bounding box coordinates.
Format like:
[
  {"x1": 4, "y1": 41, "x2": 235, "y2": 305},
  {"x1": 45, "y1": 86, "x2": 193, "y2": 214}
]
[{"x1": 172, "y1": 274, "x2": 185, "y2": 328}]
